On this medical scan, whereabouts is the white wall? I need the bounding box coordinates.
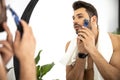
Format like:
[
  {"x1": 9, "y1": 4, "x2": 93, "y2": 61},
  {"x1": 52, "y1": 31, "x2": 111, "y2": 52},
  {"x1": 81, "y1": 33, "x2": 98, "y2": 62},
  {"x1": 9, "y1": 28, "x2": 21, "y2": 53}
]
[{"x1": 5, "y1": 0, "x2": 119, "y2": 80}]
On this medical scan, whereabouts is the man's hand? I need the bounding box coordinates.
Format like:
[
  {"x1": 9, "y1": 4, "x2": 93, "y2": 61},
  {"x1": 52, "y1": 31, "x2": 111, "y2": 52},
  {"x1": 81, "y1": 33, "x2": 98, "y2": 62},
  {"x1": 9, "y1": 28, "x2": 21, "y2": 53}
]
[
  {"x1": 13, "y1": 20, "x2": 36, "y2": 61},
  {"x1": 0, "y1": 23, "x2": 13, "y2": 65},
  {"x1": 77, "y1": 26, "x2": 96, "y2": 54},
  {"x1": 13, "y1": 20, "x2": 36, "y2": 80}
]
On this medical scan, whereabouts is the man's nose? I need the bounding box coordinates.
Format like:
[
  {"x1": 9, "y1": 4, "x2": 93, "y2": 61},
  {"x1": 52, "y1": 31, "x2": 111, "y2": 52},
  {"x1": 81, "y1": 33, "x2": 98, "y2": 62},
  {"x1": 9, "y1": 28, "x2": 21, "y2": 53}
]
[
  {"x1": 73, "y1": 18, "x2": 77, "y2": 24},
  {"x1": 73, "y1": 18, "x2": 80, "y2": 24}
]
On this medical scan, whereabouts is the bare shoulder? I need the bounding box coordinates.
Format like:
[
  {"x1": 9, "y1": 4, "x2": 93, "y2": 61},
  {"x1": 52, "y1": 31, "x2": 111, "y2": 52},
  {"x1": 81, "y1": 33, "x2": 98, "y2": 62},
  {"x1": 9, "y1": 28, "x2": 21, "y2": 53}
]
[
  {"x1": 65, "y1": 41, "x2": 71, "y2": 52},
  {"x1": 109, "y1": 33, "x2": 120, "y2": 49},
  {"x1": 109, "y1": 33, "x2": 120, "y2": 68}
]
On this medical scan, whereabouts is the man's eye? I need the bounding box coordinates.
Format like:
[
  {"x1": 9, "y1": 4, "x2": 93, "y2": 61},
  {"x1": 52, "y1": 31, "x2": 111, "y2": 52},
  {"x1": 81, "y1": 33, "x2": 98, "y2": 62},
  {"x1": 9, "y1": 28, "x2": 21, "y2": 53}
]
[{"x1": 78, "y1": 16, "x2": 83, "y2": 19}]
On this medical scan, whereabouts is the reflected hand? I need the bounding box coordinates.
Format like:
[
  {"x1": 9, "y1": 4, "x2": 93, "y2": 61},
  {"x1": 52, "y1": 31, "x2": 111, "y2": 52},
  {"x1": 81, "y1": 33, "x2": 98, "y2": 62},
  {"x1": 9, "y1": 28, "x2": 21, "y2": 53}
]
[{"x1": 0, "y1": 23, "x2": 13, "y2": 65}]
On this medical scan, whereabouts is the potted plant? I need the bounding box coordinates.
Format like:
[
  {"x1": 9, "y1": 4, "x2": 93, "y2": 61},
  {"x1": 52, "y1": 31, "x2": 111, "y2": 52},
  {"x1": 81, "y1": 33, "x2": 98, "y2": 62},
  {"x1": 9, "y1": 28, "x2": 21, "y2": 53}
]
[{"x1": 35, "y1": 50, "x2": 55, "y2": 80}]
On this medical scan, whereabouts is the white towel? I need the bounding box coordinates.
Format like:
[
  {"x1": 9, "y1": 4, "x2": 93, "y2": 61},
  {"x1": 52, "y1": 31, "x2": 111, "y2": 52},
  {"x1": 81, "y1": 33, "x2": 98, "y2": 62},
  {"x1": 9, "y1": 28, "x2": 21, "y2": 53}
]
[
  {"x1": 60, "y1": 38, "x2": 78, "y2": 66},
  {"x1": 60, "y1": 29, "x2": 113, "y2": 80}
]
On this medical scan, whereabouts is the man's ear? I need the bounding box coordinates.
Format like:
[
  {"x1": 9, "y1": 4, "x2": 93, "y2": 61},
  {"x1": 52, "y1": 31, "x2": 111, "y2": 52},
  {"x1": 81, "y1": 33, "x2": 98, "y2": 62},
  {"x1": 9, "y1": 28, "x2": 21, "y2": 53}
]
[
  {"x1": 0, "y1": 0, "x2": 7, "y2": 32},
  {"x1": 91, "y1": 15, "x2": 97, "y2": 23}
]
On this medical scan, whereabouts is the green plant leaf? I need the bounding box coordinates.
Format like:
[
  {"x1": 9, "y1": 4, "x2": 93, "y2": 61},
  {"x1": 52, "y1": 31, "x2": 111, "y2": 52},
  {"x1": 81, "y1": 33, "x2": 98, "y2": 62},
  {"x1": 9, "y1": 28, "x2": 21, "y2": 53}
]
[
  {"x1": 35, "y1": 50, "x2": 56, "y2": 79},
  {"x1": 40, "y1": 62, "x2": 55, "y2": 78},
  {"x1": 36, "y1": 65, "x2": 41, "y2": 78},
  {"x1": 35, "y1": 50, "x2": 42, "y2": 65}
]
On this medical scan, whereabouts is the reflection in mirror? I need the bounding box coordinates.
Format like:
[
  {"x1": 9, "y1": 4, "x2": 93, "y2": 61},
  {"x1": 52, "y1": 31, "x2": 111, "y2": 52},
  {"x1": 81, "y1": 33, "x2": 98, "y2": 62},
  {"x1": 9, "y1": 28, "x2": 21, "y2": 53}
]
[{"x1": 3, "y1": 0, "x2": 119, "y2": 80}]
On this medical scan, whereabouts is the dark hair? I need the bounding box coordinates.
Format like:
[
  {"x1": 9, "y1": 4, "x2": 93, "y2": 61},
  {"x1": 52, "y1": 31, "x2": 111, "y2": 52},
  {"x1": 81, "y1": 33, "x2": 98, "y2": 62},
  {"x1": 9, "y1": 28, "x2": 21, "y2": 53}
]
[{"x1": 73, "y1": 0, "x2": 98, "y2": 19}]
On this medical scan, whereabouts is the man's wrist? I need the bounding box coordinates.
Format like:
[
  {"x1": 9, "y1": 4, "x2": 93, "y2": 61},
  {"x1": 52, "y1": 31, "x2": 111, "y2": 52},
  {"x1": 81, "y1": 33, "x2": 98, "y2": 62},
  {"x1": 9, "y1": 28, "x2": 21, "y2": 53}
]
[{"x1": 78, "y1": 53, "x2": 88, "y2": 59}]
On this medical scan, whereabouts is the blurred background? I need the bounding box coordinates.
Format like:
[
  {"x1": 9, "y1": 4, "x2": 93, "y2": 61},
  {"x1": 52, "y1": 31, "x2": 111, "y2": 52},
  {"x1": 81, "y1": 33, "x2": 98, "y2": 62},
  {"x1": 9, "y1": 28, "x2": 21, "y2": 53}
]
[{"x1": 4, "y1": 0, "x2": 119, "y2": 80}]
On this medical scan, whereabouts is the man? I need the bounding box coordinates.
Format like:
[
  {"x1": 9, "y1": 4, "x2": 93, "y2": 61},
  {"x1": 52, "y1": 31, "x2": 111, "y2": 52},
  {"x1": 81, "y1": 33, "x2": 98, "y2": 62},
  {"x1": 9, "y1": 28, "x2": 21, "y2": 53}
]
[
  {"x1": 0, "y1": 0, "x2": 36, "y2": 80},
  {"x1": 65, "y1": 1, "x2": 120, "y2": 80}
]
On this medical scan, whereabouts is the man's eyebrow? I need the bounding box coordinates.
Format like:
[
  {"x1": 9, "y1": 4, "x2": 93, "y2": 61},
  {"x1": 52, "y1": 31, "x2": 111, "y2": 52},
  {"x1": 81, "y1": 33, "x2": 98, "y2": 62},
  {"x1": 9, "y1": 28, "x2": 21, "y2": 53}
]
[
  {"x1": 73, "y1": 13, "x2": 83, "y2": 17},
  {"x1": 76, "y1": 13, "x2": 83, "y2": 16}
]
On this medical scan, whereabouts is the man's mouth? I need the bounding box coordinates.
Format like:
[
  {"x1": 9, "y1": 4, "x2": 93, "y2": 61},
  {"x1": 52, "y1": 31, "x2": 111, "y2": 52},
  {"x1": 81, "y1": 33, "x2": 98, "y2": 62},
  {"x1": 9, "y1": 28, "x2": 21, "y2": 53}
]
[
  {"x1": 74, "y1": 24, "x2": 82, "y2": 34},
  {"x1": 76, "y1": 29, "x2": 79, "y2": 34}
]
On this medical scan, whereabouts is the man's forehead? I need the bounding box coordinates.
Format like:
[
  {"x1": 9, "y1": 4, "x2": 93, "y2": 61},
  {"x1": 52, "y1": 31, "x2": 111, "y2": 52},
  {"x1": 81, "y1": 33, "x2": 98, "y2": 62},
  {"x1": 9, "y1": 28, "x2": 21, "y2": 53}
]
[{"x1": 74, "y1": 8, "x2": 87, "y2": 16}]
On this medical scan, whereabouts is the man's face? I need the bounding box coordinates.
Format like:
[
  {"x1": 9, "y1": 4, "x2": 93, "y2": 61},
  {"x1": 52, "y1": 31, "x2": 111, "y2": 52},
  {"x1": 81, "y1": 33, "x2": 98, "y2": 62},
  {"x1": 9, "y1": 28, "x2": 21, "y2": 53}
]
[
  {"x1": 73, "y1": 8, "x2": 91, "y2": 34},
  {"x1": 0, "y1": 0, "x2": 7, "y2": 32}
]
